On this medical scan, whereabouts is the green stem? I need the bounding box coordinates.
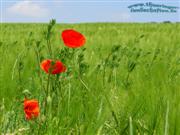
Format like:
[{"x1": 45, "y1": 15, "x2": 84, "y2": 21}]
[
  {"x1": 47, "y1": 40, "x2": 53, "y2": 58},
  {"x1": 34, "y1": 46, "x2": 44, "y2": 92},
  {"x1": 102, "y1": 53, "x2": 119, "y2": 129},
  {"x1": 44, "y1": 73, "x2": 50, "y2": 114},
  {"x1": 46, "y1": 73, "x2": 51, "y2": 97},
  {"x1": 103, "y1": 88, "x2": 119, "y2": 128}
]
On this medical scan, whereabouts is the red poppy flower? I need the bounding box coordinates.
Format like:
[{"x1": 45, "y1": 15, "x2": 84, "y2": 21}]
[
  {"x1": 40, "y1": 59, "x2": 66, "y2": 74},
  {"x1": 24, "y1": 99, "x2": 39, "y2": 120},
  {"x1": 61, "y1": 29, "x2": 86, "y2": 48}
]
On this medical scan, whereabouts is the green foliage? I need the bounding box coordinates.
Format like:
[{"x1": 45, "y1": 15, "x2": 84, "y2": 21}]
[{"x1": 0, "y1": 23, "x2": 180, "y2": 135}]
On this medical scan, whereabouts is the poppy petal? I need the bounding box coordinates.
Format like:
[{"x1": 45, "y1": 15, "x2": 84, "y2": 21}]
[
  {"x1": 24, "y1": 99, "x2": 40, "y2": 120},
  {"x1": 61, "y1": 29, "x2": 86, "y2": 48},
  {"x1": 40, "y1": 59, "x2": 66, "y2": 74}
]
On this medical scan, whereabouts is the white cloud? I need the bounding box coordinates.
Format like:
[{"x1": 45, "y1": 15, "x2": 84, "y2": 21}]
[
  {"x1": 111, "y1": 12, "x2": 132, "y2": 22},
  {"x1": 7, "y1": 0, "x2": 50, "y2": 18},
  {"x1": 119, "y1": 13, "x2": 131, "y2": 21}
]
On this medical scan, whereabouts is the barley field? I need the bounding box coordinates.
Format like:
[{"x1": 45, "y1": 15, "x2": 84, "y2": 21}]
[{"x1": 0, "y1": 22, "x2": 180, "y2": 135}]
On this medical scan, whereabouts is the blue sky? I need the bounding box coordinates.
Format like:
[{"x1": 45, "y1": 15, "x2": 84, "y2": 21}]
[{"x1": 1, "y1": 0, "x2": 180, "y2": 23}]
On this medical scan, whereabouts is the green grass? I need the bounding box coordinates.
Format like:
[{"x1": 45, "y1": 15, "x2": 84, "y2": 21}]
[{"x1": 0, "y1": 22, "x2": 180, "y2": 135}]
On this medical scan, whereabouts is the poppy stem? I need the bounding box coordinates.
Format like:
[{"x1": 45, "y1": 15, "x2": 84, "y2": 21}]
[
  {"x1": 47, "y1": 40, "x2": 53, "y2": 58},
  {"x1": 46, "y1": 73, "x2": 51, "y2": 97},
  {"x1": 34, "y1": 42, "x2": 44, "y2": 92},
  {"x1": 44, "y1": 73, "x2": 51, "y2": 114},
  {"x1": 46, "y1": 19, "x2": 56, "y2": 58}
]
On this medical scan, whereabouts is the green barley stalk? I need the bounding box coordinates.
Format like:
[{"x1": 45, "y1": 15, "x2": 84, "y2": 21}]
[
  {"x1": 129, "y1": 116, "x2": 133, "y2": 135},
  {"x1": 164, "y1": 101, "x2": 169, "y2": 135},
  {"x1": 103, "y1": 47, "x2": 121, "y2": 127},
  {"x1": 45, "y1": 19, "x2": 56, "y2": 58}
]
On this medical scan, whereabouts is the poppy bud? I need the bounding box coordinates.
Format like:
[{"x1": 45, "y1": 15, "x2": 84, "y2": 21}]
[{"x1": 47, "y1": 96, "x2": 52, "y2": 104}]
